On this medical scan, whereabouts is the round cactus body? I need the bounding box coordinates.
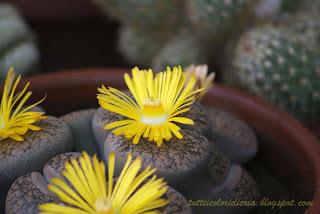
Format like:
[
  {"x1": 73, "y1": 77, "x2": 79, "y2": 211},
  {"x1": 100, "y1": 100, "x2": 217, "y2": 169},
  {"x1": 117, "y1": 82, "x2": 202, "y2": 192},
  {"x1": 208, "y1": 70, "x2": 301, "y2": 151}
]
[
  {"x1": 118, "y1": 25, "x2": 173, "y2": 66},
  {"x1": 225, "y1": 26, "x2": 320, "y2": 121},
  {"x1": 284, "y1": 16, "x2": 320, "y2": 55},
  {"x1": 275, "y1": 3, "x2": 320, "y2": 55},
  {"x1": 187, "y1": 0, "x2": 252, "y2": 42},
  {"x1": 254, "y1": 0, "x2": 302, "y2": 19},
  {"x1": 152, "y1": 31, "x2": 208, "y2": 71},
  {"x1": 92, "y1": 0, "x2": 185, "y2": 28},
  {"x1": 0, "y1": 3, "x2": 40, "y2": 80}
]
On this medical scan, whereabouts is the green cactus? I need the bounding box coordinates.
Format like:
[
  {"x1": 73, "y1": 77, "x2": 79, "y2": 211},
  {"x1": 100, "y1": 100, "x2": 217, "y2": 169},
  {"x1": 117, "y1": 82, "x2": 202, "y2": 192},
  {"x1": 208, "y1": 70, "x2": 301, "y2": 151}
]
[
  {"x1": 0, "y1": 3, "x2": 39, "y2": 80},
  {"x1": 281, "y1": 0, "x2": 303, "y2": 12},
  {"x1": 187, "y1": 0, "x2": 252, "y2": 42},
  {"x1": 118, "y1": 25, "x2": 173, "y2": 66},
  {"x1": 254, "y1": 0, "x2": 302, "y2": 19},
  {"x1": 225, "y1": 26, "x2": 320, "y2": 121},
  {"x1": 275, "y1": 1, "x2": 320, "y2": 54},
  {"x1": 152, "y1": 31, "x2": 208, "y2": 71},
  {"x1": 282, "y1": 14, "x2": 320, "y2": 54},
  {"x1": 92, "y1": 0, "x2": 185, "y2": 28}
]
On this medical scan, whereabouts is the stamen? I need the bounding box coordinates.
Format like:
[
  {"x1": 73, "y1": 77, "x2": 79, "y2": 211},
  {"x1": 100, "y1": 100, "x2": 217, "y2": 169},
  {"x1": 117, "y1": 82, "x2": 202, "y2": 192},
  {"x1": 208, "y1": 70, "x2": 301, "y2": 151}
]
[
  {"x1": 141, "y1": 99, "x2": 167, "y2": 125},
  {"x1": 141, "y1": 115, "x2": 168, "y2": 125},
  {"x1": 95, "y1": 197, "x2": 113, "y2": 214}
]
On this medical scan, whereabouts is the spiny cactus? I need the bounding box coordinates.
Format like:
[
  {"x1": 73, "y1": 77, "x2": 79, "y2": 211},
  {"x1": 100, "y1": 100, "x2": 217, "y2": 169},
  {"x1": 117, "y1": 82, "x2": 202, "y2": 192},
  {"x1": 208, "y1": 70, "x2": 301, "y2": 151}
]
[
  {"x1": 254, "y1": 0, "x2": 302, "y2": 19},
  {"x1": 152, "y1": 31, "x2": 208, "y2": 71},
  {"x1": 92, "y1": 0, "x2": 185, "y2": 28},
  {"x1": 187, "y1": 0, "x2": 253, "y2": 42},
  {"x1": 281, "y1": 14, "x2": 320, "y2": 54},
  {"x1": 225, "y1": 26, "x2": 320, "y2": 121},
  {"x1": 274, "y1": 1, "x2": 320, "y2": 54},
  {"x1": 0, "y1": 3, "x2": 39, "y2": 80},
  {"x1": 280, "y1": 1, "x2": 320, "y2": 53},
  {"x1": 118, "y1": 25, "x2": 173, "y2": 66}
]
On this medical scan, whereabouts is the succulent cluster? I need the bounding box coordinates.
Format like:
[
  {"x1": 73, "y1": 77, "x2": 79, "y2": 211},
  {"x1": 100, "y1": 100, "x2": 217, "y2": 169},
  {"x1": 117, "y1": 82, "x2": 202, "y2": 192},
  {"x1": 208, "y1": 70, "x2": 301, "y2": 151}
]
[
  {"x1": 2, "y1": 67, "x2": 260, "y2": 214},
  {"x1": 93, "y1": 0, "x2": 320, "y2": 122},
  {"x1": 0, "y1": 3, "x2": 40, "y2": 80}
]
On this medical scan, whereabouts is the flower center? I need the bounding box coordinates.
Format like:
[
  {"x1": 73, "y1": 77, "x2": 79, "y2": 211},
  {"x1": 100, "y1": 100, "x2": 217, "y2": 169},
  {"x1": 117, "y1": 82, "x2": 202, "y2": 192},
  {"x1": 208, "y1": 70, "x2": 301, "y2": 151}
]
[
  {"x1": 95, "y1": 197, "x2": 113, "y2": 214},
  {"x1": 141, "y1": 99, "x2": 167, "y2": 125}
]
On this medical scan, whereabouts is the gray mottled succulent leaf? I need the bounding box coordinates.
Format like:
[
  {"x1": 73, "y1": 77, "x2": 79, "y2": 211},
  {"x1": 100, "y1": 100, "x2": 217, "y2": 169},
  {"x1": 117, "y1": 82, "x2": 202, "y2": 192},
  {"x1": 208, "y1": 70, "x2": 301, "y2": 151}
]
[
  {"x1": 92, "y1": 107, "x2": 125, "y2": 158},
  {"x1": 61, "y1": 109, "x2": 99, "y2": 156},
  {"x1": 189, "y1": 165, "x2": 259, "y2": 213},
  {"x1": 181, "y1": 101, "x2": 212, "y2": 138},
  {"x1": 0, "y1": 116, "x2": 74, "y2": 192},
  {"x1": 104, "y1": 129, "x2": 214, "y2": 191},
  {"x1": 208, "y1": 107, "x2": 258, "y2": 164},
  {"x1": 164, "y1": 188, "x2": 193, "y2": 214},
  {"x1": 43, "y1": 152, "x2": 81, "y2": 183},
  {"x1": 5, "y1": 172, "x2": 57, "y2": 214}
]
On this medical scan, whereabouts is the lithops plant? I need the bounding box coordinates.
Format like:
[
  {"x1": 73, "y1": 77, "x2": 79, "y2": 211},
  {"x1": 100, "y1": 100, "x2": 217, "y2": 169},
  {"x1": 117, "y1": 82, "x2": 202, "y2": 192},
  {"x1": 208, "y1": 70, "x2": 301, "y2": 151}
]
[
  {"x1": 187, "y1": 0, "x2": 253, "y2": 42},
  {"x1": 180, "y1": 101, "x2": 213, "y2": 138},
  {"x1": 60, "y1": 109, "x2": 99, "y2": 156},
  {"x1": 189, "y1": 164, "x2": 260, "y2": 214},
  {"x1": 0, "y1": 69, "x2": 73, "y2": 203},
  {"x1": 152, "y1": 31, "x2": 208, "y2": 71},
  {"x1": 92, "y1": 106, "x2": 124, "y2": 158},
  {"x1": 92, "y1": 0, "x2": 185, "y2": 29},
  {"x1": 224, "y1": 25, "x2": 320, "y2": 121},
  {"x1": 104, "y1": 130, "x2": 213, "y2": 191},
  {"x1": 186, "y1": 109, "x2": 259, "y2": 213},
  {"x1": 92, "y1": 66, "x2": 231, "y2": 192},
  {"x1": 208, "y1": 107, "x2": 258, "y2": 164},
  {"x1": 118, "y1": 25, "x2": 174, "y2": 66},
  {"x1": 6, "y1": 152, "x2": 192, "y2": 214},
  {"x1": 0, "y1": 3, "x2": 40, "y2": 80}
]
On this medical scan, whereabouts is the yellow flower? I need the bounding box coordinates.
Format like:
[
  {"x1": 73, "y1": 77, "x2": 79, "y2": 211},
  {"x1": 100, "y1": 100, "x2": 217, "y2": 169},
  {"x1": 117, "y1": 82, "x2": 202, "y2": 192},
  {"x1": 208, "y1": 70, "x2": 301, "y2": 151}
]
[
  {"x1": 39, "y1": 152, "x2": 168, "y2": 214},
  {"x1": 0, "y1": 68, "x2": 46, "y2": 141},
  {"x1": 97, "y1": 66, "x2": 202, "y2": 147},
  {"x1": 186, "y1": 64, "x2": 215, "y2": 100}
]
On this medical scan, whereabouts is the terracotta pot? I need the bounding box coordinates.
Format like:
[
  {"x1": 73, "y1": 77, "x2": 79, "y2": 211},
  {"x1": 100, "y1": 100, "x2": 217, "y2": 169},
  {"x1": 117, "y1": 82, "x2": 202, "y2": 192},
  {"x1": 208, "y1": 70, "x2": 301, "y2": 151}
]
[
  {"x1": 309, "y1": 125, "x2": 320, "y2": 140},
  {"x1": 2, "y1": 68, "x2": 320, "y2": 213}
]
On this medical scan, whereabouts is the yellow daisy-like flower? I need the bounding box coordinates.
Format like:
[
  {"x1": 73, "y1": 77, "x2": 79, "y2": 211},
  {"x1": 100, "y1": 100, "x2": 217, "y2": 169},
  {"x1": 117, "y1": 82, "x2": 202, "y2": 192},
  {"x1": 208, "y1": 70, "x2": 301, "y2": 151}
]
[
  {"x1": 186, "y1": 64, "x2": 215, "y2": 100},
  {"x1": 97, "y1": 66, "x2": 202, "y2": 147},
  {"x1": 39, "y1": 151, "x2": 168, "y2": 214},
  {"x1": 0, "y1": 68, "x2": 46, "y2": 141}
]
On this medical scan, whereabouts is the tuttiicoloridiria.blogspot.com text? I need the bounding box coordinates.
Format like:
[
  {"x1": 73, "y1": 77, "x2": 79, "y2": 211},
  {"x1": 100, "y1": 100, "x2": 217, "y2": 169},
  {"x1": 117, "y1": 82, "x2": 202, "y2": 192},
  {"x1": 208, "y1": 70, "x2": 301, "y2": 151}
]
[{"x1": 188, "y1": 197, "x2": 314, "y2": 209}]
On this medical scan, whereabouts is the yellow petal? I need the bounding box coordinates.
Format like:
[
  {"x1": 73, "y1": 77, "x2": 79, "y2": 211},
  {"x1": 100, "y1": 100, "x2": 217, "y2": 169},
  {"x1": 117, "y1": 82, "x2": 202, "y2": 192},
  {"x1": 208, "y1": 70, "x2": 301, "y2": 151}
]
[
  {"x1": 0, "y1": 68, "x2": 46, "y2": 142},
  {"x1": 168, "y1": 117, "x2": 194, "y2": 125}
]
